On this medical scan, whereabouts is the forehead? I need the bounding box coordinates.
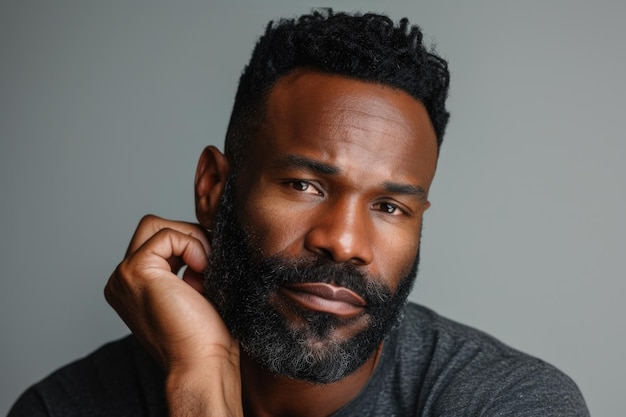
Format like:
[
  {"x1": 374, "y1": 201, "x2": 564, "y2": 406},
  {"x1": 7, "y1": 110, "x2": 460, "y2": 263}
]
[{"x1": 247, "y1": 70, "x2": 438, "y2": 188}]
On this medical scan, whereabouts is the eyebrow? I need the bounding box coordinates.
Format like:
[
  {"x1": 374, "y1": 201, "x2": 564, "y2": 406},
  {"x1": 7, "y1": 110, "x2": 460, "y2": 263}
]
[
  {"x1": 273, "y1": 154, "x2": 340, "y2": 175},
  {"x1": 382, "y1": 182, "x2": 428, "y2": 201},
  {"x1": 273, "y1": 154, "x2": 428, "y2": 201}
]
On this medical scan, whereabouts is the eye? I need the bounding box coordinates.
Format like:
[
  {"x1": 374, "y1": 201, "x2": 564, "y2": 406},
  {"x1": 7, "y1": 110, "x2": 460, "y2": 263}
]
[
  {"x1": 372, "y1": 201, "x2": 404, "y2": 215},
  {"x1": 288, "y1": 180, "x2": 323, "y2": 196}
]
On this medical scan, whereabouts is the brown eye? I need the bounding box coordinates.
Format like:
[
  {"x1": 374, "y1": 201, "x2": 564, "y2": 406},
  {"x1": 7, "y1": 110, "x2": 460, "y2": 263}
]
[
  {"x1": 381, "y1": 203, "x2": 397, "y2": 213},
  {"x1": 373, "y1": 202, "x2": 402, "y2": 215},
  {"x1": 287, "y1": 180, "x2": 323, "y2": 196},
  {"x1": 292, "y1": 181, "x2": 310, "y2": 191}
]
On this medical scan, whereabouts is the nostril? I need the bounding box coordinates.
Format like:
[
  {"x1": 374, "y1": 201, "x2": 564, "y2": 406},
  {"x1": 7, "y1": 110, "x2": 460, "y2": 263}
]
[
  {"x1": 312, "y1": 247, "x2": 335, "y2": 262},
  {"x1": 347, "y1": 256, "x2": 367, "y2": 267}
]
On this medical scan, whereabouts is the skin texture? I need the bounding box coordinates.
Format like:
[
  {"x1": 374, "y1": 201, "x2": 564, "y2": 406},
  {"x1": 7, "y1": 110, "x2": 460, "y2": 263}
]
[
  {"x1": 237, "y1": 69, "x2": 436, "y2": 292},
  {"x1": 105, "y1": 70, "x2": 438, "y2": 417}
]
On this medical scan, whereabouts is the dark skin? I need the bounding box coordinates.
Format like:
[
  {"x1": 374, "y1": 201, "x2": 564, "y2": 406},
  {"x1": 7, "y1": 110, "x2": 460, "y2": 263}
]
[{"x1": 105, "y1": 69, "x2": 438, "y2": 417}]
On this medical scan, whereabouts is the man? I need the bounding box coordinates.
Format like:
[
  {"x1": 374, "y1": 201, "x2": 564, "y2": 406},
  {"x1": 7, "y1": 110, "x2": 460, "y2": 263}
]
[{"x1": 9, "y1": 10, "x2": 588, "y2": 417}]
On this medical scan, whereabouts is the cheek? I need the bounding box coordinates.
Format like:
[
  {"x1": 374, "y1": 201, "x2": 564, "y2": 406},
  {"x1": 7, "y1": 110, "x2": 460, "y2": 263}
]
[
  {"x1": 239, "y1": 196, "x2": 309, "y2": 257},
  {"x1": 374, "y1": 226, "x2": 421, "y2": 289}
]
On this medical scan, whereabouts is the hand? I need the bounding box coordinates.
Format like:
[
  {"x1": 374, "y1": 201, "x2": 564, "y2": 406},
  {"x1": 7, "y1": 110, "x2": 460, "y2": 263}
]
[{"x1": 105, "y1": 215, "x2": 242, "y2": 416}]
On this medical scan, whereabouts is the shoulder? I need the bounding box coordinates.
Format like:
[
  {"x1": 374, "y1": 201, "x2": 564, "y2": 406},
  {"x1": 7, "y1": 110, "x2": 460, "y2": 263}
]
[
  {"x1": 393, "y1": 303, "x2": 590, "y2": 416},
  {"x1": 8, "y1": 335, "x2": 166, "y2": 417}
]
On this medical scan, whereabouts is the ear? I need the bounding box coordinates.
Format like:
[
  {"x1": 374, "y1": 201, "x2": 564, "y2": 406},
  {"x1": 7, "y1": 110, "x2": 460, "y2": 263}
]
[{"x1": 194, "y1": 145, "x2": 230, "y2": 229}]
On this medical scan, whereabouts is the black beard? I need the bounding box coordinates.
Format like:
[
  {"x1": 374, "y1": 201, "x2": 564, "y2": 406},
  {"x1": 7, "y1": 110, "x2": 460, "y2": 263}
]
[{"x1": 203, "y1": 179, "x2": 420, "y2": 384}]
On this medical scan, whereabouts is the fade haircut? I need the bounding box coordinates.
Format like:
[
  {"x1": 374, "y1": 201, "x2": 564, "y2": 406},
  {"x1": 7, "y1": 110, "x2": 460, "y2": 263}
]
[{"x1": 224, "y1": 9, "x2": 450, "y2": 171}]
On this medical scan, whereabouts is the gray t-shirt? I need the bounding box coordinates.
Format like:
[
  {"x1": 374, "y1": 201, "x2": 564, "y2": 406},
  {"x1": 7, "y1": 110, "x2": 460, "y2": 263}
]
[{"x1": 9, "y1": 303, "x2": 589, "y2": 416}]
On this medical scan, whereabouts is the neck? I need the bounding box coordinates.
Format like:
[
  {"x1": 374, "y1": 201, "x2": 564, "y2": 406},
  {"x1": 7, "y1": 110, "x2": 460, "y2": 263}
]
[{"x1": 240, "y1": 343, "x2": 383, "y2": 417}]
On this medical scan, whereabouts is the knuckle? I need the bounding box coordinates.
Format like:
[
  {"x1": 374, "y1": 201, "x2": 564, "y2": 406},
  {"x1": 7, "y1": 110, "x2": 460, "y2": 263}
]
[
  {"x1": 103, "y1": 281, "x2": 114, "y2": 304},
  {"x1": 152, "y1": 227, "x2": 172, "y2": 243},
  {"x1": 154, "y1": 226, "x2": 178, "y2": 240},
  {"x1": 139, "y1": 213, "x2": 160, "y2": 227},
  {"x1": 115, "y1": 260, "x2": 135, "y2": 284},
  {"x1": 104, "y1": 267, "x2": 125, "y2": 305}
]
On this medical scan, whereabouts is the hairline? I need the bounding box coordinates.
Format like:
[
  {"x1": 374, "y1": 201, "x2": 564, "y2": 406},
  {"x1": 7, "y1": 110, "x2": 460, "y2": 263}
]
[{"x1": 228, "y1": 66, "x2": 438, "y2": 174}]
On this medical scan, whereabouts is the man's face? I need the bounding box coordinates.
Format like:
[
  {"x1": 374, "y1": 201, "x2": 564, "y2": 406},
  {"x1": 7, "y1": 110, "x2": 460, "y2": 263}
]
[{"x1": 203, "y1": 70, "x2": 438, "y2": 383}]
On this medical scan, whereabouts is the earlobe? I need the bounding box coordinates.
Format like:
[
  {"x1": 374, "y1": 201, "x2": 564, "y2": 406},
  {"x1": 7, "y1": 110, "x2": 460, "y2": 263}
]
[{"x1": 195, "y1": 145, "x2": 230, "y2": 228}]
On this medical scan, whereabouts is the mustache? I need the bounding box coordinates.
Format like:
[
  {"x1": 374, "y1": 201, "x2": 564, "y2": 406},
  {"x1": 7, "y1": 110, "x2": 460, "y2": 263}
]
[{"x1": 249, "y1": 255, "x2": 393, "y2": 309}]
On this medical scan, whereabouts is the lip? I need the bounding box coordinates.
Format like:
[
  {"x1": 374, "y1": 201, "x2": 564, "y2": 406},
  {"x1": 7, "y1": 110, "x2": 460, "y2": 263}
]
[{"x1": 280, "y1": 283, "x2": 366, "y2": 318}]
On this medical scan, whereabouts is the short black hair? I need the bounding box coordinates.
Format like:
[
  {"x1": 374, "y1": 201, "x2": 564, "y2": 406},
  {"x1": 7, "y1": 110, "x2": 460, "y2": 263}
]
[{"x1": 225, "y1": 9, "x2": 450, "y2": 170}]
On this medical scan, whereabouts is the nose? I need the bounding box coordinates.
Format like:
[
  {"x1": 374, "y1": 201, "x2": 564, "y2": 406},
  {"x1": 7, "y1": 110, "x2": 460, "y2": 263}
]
[{"x1": 304, "y1": 197, "x2": 374, "y2": 266}]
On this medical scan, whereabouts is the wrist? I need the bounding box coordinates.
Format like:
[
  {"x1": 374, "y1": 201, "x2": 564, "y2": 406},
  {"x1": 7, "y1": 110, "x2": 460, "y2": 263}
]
[{"x1": 166, "y1": 351, "x2": 243, "y2": 417}]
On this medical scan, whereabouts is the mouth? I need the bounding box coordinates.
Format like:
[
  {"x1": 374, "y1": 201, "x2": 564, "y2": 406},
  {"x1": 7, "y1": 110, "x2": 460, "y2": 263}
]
[{"x1": 280, "y1": 282, "x2": 366, "y2": 319}]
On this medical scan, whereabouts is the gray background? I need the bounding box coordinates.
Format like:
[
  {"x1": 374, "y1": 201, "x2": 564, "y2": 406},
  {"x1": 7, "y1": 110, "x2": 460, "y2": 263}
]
[{"x1": 1, "y1": 1, "x2": 624, "y2": 415}]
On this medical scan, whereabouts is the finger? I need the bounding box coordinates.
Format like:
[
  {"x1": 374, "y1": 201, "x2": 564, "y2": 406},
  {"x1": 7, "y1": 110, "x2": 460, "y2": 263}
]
[
  {"x1": 106, "y1": 228, "x2": 209, "y2": 317},
  {"x1": 125, "y1": 215, "x2": 210, "y2": 258},
  {"x1": 182, "y1": 268, "x2": 205, "y2": 294},
  {"x1": 134, "y1": 228, "x2": 209, "y2": 277}
]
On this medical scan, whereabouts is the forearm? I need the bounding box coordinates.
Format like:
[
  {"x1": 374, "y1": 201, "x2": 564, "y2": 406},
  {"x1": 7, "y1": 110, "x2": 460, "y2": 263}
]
[{"x1": 166, "y1": 361, "x2": 243, "y2": 417}]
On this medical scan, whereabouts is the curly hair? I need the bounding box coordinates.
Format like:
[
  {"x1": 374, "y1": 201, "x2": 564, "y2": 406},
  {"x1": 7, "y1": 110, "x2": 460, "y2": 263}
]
[{"x1": 224, "y1": 9, "x2": 450, "y2": 170}]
